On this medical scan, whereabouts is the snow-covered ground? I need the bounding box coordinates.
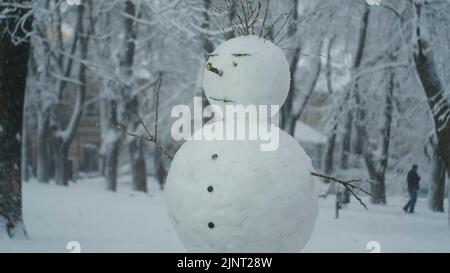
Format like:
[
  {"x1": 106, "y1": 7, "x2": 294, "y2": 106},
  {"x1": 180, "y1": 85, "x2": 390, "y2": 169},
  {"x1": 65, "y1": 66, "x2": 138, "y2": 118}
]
[{"x1": 1, "y1": 177, "x2": 449, "y2": 253}]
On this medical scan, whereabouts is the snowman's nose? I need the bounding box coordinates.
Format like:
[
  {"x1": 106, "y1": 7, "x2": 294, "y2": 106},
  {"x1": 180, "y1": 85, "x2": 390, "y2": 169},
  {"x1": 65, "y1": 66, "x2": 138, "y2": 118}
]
[{"x1": 205, "y1": 63, "x2": 223, "y2": 76}]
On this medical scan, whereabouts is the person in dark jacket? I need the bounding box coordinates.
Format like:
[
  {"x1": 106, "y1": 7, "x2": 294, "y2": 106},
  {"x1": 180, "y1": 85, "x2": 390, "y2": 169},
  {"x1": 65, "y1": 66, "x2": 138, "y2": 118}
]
[{"x1": 403, "y1": 164, "x2": 420, "y2": 213}]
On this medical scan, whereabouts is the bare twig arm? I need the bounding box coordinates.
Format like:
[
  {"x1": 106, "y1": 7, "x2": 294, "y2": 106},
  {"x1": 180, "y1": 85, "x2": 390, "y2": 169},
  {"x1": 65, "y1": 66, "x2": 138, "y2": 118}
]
[
  {"x1": 113, "y1": 75, "x2": 174, "y2": 160},
  {"x1": 112, "y1": 122, "x2": 174, "y2": 160},
  {"x1": 112, "y1": 123, "x2": 154, "y2": 142},
  {"x1": 310, "y1": 172, "x2": 378, "y2": 209}
]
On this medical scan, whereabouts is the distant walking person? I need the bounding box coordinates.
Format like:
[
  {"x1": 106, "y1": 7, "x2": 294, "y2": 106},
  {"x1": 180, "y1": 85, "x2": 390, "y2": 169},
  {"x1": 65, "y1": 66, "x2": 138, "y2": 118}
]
[{"x1": 403, "y1": 165, "x2": 420, "y2": 213}]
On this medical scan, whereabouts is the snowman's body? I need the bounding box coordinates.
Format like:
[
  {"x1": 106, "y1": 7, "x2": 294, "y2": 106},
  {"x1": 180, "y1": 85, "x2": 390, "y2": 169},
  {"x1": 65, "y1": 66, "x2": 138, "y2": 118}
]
[{"x1": 165, "y1": 36, "x2": 318, "y2": 252}]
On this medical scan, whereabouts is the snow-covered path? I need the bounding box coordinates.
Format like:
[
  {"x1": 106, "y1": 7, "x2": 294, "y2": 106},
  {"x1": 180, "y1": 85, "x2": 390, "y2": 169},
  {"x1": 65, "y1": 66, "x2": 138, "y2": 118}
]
[{"x1": 1, "y1": 177, "x2": 449, "y2": 252}]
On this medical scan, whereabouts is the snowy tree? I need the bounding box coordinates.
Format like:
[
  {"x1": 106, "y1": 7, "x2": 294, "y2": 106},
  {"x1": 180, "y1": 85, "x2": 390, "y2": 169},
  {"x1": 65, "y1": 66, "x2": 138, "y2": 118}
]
[
  {"x1": 25, "y1": 0, "x2": 94, "y2": 186},
  {"x1": 52, "y1": 1, "x2": 93, "y2": 186},
  {"x1": 278, "y1": 0, "x2": 329, "y2": 136},
  {"x1": 0, "y1": 0, "x2": 32, "y2": 238},
  {"x1": 411, "y1": 0, "x2": 450, "y2": 181}
]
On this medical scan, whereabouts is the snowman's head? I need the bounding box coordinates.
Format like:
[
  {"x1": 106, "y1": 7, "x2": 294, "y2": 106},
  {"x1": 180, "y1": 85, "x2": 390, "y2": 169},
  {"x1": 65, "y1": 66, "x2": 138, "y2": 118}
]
[{"x1": 203, "y1": 35, "x2": 290, "y2": 116}]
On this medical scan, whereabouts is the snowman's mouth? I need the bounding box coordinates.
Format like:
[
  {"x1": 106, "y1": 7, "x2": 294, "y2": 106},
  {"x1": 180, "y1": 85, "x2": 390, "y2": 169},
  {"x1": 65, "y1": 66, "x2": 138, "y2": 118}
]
[{"x1": 209, "y1": 96, "x2": 235, "y2": 104}]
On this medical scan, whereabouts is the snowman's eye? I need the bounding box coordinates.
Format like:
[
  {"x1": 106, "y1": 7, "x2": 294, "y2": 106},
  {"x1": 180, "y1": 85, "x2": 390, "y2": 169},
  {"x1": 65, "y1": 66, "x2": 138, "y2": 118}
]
[
  {"x1": 233, "y1": 62, "x2": 238, "y2": 67},
  {"x1": 232, "y1": 53, "x2": 251, "y2": 57}
]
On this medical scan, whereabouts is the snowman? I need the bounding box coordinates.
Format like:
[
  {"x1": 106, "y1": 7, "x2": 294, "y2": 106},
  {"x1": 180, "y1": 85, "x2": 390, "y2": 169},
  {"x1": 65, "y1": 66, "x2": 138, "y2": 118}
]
[{"x1": 165, "y1": 35, "x2": 318, "y2": 252}]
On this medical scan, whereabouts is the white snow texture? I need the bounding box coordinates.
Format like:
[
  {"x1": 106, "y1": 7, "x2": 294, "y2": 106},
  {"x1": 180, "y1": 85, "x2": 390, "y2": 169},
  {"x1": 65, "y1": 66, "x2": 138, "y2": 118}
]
[
  {"x1": 203, "y1": 35, "x2": 290, "y2": 115},
  {"x1": 165, "y1": 123, "x2": 318, "y2": 252}
]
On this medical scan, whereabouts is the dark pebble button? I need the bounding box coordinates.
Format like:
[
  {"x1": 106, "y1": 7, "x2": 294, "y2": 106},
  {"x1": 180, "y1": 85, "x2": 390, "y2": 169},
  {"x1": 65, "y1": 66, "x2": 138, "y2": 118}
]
[
  {"x1": 208, "y1": 222, "x2": 215, "y2": 229},
  {"x1": 207, "y1": 186, "x2": 214, "y2": 192},
  {"x1": 212, "y1": 154, "x2": 218, "y2": 160}
]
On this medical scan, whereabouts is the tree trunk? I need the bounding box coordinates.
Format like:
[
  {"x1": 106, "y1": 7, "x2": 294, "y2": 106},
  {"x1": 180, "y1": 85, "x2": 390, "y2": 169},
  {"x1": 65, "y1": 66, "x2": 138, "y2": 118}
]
[
  {"x1": 281, "y1": 46, "x2": 300, "y2": 132},
  {"x1": 55, "y1": 2, "x2": 89, "y2": 186},
  {"x1": 154, "y1": 150, "x2": 167, "y2": 190},
  {"x1": 340, "y1": 7, "x2": 370, "y2": 170},
  {"x1": 280, "y1": 0, "x2": 301, "y2": 133},
  {"x1": 21, "y1": 91, "x2": 30, "y2": 182},
  {"x1": 324, "y1": 124, "x2": 337, "y2": 176},
  {"x1": 366, "y1": 71, "x2": 394, "y2": 204},
  {"x1": 326, "y1": 36, "x2": 336, "y2": 95},
  {"x1": 0, "y1": 0, "x2": 32, "y2": 239},
  {"x1": 413, "y1": 3, "x2": 450, "y2": 180},
  {"x1": 128, "y1": 139, "x2": 147, "y2": 192},
  {"x1": 97, "y1": 9, "x2": 112, "y2": 178},
  {"x1": 448, "y1": 185, "x2": 450, "y2": 227},
  {"x1": 54, "y1": 140, "x2": 69, "y2": 186},
  {"x1": 324, "y1": 37, "x2": 337, "y2": 177},
  {"x1": 102, "y1": 1, "x2": 125, "y2": 190},
  {"x1": 99, "y1": 97, "x2": 108, "y2": 176},
  {"x1": 120, "y1": 0, "x2": 148, "y2": 192},
  {"x1": 105, "y1": 138, "x2": 120, "y2": 192},
  {"x1": 428, "y1": 137, "x2": 446, "y2": 212},
  {"x1": 33, "y1": 3, "x2": 52, "y2": 183},
  {"x1": 124, "y1": 97, "x2": 147, "y2": 193},
  {"x1": 20, "y1": 132, "x2": 29, "y2": 182},
  {"x1": 52, "y1": 3, "x2": 89, "y2": 186},
  {"x1": 340, "y1": 112, "x2": 352, "y2": 170},
  {"x1": 428, "y1": 159, "x2": 446, "y2": 212},
  {"x1": 36, "y1": 111, "x2": 50, "y2": 183},
  {"x1": 104, "y1": 101, "x2": 121, "y2": 192},
  {"x1": 366, "y1": 162, "x2": 386, "y2": 204},
  {"x1": 412, "y1": 3, "x2": 450, "y2": 223},
  {"x1": 288, "y1": 53, "x2": 322, "y2": 136},
  {"x1": 351, "y1": 8, "x2": 370, "y2": 159}
]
